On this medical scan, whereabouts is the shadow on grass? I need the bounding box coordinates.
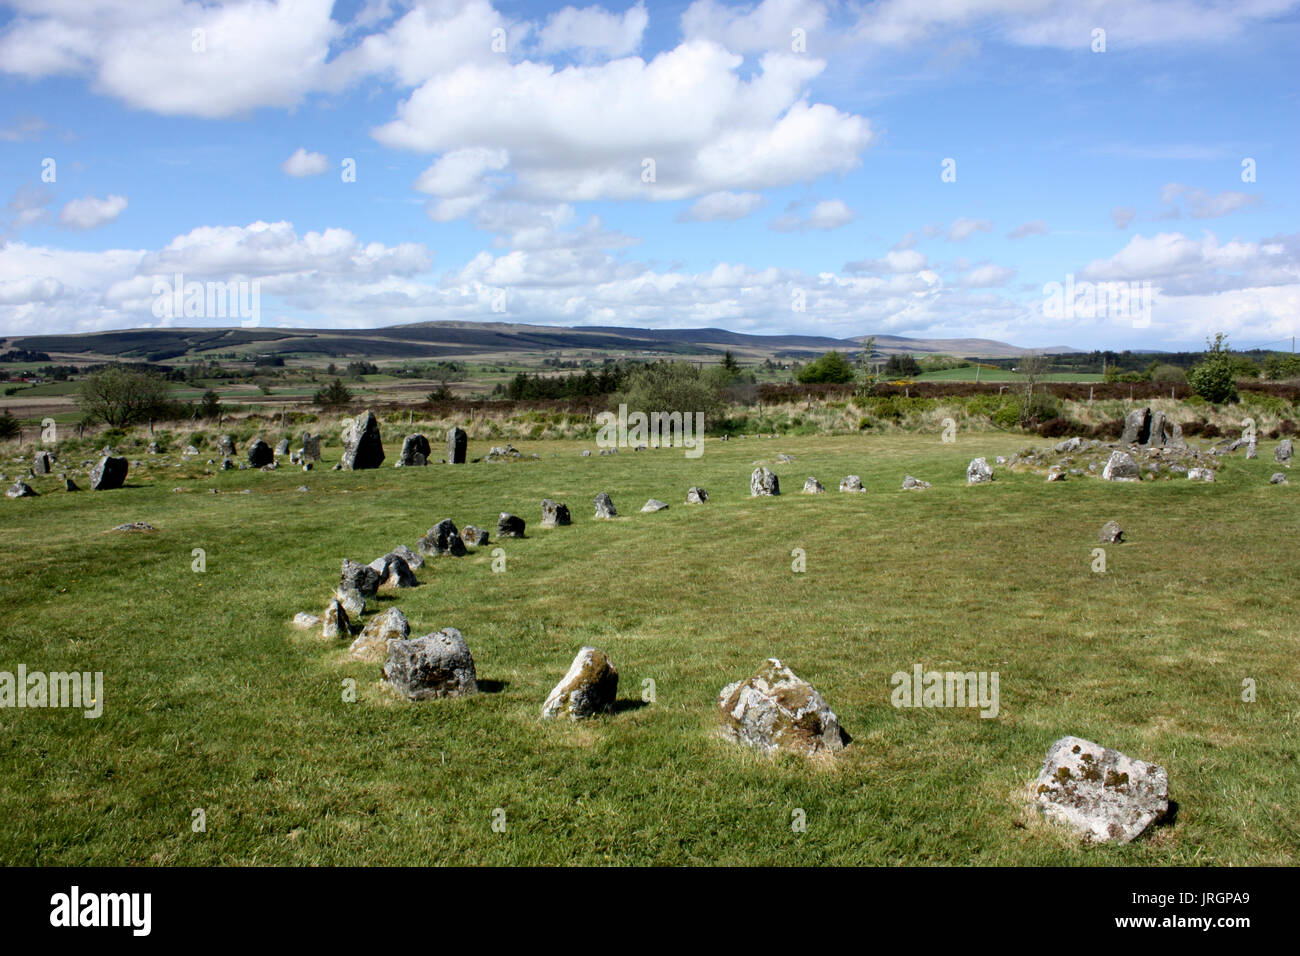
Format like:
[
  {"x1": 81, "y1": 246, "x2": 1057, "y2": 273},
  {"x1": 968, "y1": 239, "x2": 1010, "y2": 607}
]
[
  {"x1": 477, "y1": 679, "x2": 509, "y2": 694},
  {"x1": 612, "y1": 699, "x2": 650, "y2": 714}
]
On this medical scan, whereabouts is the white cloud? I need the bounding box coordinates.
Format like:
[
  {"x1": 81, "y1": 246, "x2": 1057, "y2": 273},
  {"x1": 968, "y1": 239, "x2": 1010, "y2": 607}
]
[
  {"x1": 1161, "y1": 183, "x2": 1261, "y2": 219},
  {"x1": 947, "y1": 217, "x2": 991, "y2": 241},
  {"x1": 281, "y1": 147, "x2": 329, "y2": 177},
  {"x1": 1007, "y1": 220, "x2": 1047, "y2": 239},
  {"x1": 59, "y1": 194, "x2": 127, "y2": 229},
  {"x1": 959, "y1": 264, "x2": 1016, "y2": 287},
  {"x1": 538, "y1": 3, "x2": 648, "y2": 57},
  {"x1": 681, "y1": 190, "x2": 766, "y2": 221},
  {"x1": 770, "y1": 198, "x2": 854, "y2": 232},
  {"x1": 844, "y1": 248, "x2": 929, "y2": 274},
  {"x1": 1112, "y1": 206, "x2": 1137, "y2": 229},
  {"x1": 681, "y1": 0, "x2": 829, "y2": 53}
]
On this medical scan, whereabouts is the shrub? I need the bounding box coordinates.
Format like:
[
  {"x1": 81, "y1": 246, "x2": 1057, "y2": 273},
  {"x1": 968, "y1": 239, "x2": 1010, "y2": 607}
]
[
  {"x1": 0, "y1": 410, "x2": 20, "y2": 439},
  {"x1": 1188, "y1": 333, "x2": 1239, "y2": 403},
  {"x1": 796, "y1": 350, "x2": 856, "y2": 384},
  {"x1": 1151, "y1": 364, "x2": 1187, "y2": 384}
]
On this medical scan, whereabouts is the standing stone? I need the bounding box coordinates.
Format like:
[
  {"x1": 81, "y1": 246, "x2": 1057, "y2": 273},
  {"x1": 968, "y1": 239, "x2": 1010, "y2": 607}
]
[
  {"x1": 6, "y1": 480, "x2": 37, "y2": 498},
  {"x1": 221, "y1": 457, "x2": 235, "y2": 471},
  {"x1": 541, "y1": 647, "x2": 618, "y2": 720},
  {"x1": 247, "y1": 439, "x2": 274, "y2": 468},
  {"x1": 218, "y1": 435, "x2": 236, "y2": 457},
  {"x1": 321, "y1": 599, "x2": 350, "y2": 639},
  {"x1": 838, "y1": 475, "x2": 864, "y2": 492},
  {"x1": 1187, "y1": 467, "x2": 1215, "y2": 482},
  {"x1": 383, "y1": 628, "x2": 478, "y2": 700},
  {"x1": 541, "y1": 499, "x2": 571, "y2": 527},
  {"x1": 274, "y1": 438, "x2": 291, "y2": 457},
  {"x1": 750, "y1": 467, "x2": 780, "y2": 497},
  {"x1": 497, "y1": 513, "x2": 526, "y2": 538},
  {"x1": 593, "y1": 493, "x2": 617, "y2": 519},
  {"x1": 1275, "y1": 439, "x2": 1293, "y2": 465},
  {"x1": 1247, "y1": 442, "x2": 1258, "y2": 460},
  {"x1": 390, "y1": 543, "x2": 423, "y2": 571},
  {"x1": 1146, "y1": 411, "x2": 1184, "y2": 448},
  {"x1": 718, "y1": 659, "x2": 847, "y2": 757},
  {"x1": 641, "y1": 499, "x2": 669, "y2": 512},
  {"x1": 901, "y1": 475, "x2": 931, "y2": 490},
  {"x1": 462, "y1": 525, "x2": 490, "y2": 546},
  {"x1": 686, "y1": 487, "x2": 709, "y2": 503},
  {"x1": 1033, "y1": 736, "x2": 1169, "y2": 844},
  {"x1": 418, "y1": 519, "x2": 467, "y2": 557},
  {"x1": 369, "y1": 552, "x2": 418, "y2": 588},
  {"x1": 966, "y1": 458, "x2": 993, "y2": 484},
  {"x1": 89, "y1": 455, "x2": 128, "y2": 490},
  {"x1": 1120, "y1": 408, "x2": 1150, "y2": 445},
  {"x1": 341, "y1": 558, "x2": 382, "y2": 600},
  {"x1": 1099, "y1": 520, "x2": 1124, "y2": 544},
  {"x1": 446, "y1": 426, "x2": 468, "y2": 464},
  {"x1": 31, "y1": 451, "x2": 53, "y2": 475},
  {"x1": 1102, "y1": 450, "x2": 1140, "y2": 482},
  {"x1": 398, "y1": 434, "x2": 431, "y2": 467},
  {"x1": 349, "y1": 607, "x2": 411, "y2": 662},
  {"x1": 341, "y1": 410, "x2": 385, "y2": 470},
  {"x1": 300, "y1": 433, "x2": 321, "y2": 462},
  {"x1": 802, "y1": 477, "x2": 825, "y2": 494}
]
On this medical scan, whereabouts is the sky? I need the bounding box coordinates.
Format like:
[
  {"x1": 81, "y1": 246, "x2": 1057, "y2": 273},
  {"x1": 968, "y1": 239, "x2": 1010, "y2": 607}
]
[{"x1": 0, "y1": 0, "x2": 1297, "y2": 351}]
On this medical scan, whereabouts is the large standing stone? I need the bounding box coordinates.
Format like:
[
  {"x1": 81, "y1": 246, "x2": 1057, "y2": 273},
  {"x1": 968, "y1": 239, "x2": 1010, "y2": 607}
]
[
  {"x1": 6, "y1": 480, "x2": 37, "y2": 498},
  {"x1": 1275, "y1": 439, "x2": 1293, "y2": 465},
  {"x1": 802, "y1": 477, "x2": 825, "y2": 494},
  {"x1": 341, "y1": 410, "x2": 385, "y2": 470},
  {"x1": 497, "y1": 513, "x2": 526, "y2": 538},
  {"x1": 247, "y1": 439, "x2": 274, "y2": 468},
  {"x1": 446, "y1": 426, "x2": 467, "y2": 464},
  {"x1": 541, "y1": 499, "x2": 571, "y2": 527},
  {"x1": 274, "y1": 438, "x2": 291, "y2": 457},
  {"x1": 1102, "y1": 450, "x2": 1140, "y2": 482},
  {"x1": 838, "y1": 475, "x2": 864, "y2": 492},
  {"x1": 217, "y1": 435, "x2": 237, "y2": 457},
  {"x1": 1099, "y1": 520, "x2": 1124, "y2": 544},
  {"x1": 300, "y1": 433, "x2": 321, "y2": 462},
  {"x1": 750, "y1": 466, "x2": 780, "y2": 497},
  {"x1": 384, "y1": 628, "x2": 478, "y2": 700},
  {"x1": 718, "y1": 659, "x2": 847, "y2": 757},
  {"x1": 593, "y1": 493, "x2": 617, "y2": 519},
  {"x1": 1146, "y1": 411, "x2": 1184, "y2": 448},
  {"x1": 349, "y1": 607, "x2": 411, "y2": 662},
  {"x1": 398, "y1": 434, "x2": 430, "y2": 467},
  {"x1": 418, "y1": 519, "x2": 467, "y2": 557},
  {"x1": 1032, "y1": 736, "x2": 1169, "y2": 844},
  {"x1": 89, "y1": 455, "x2": 128, "y2": 490},
  {"x1": 541, "y1": 647, "x2": 619, "y2": 720},
  {"x1": 966, "y1": 458, "x2": 993, "y2": 484},
  {"x1": 31, "y1": 451, "x2": 53, "y2": 475},
  {"x1": 1120, "y1": 408, "x2": 1150, "y2": 445}
]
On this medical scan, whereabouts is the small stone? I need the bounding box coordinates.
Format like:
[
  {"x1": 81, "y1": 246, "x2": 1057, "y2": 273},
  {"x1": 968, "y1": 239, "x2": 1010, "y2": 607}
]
[
  {"x1": 1046, "y1": 466, "x2": 1067, "y2": 482},
  {"x1": 901, "y1": 475, "x2": 931, "y2": 490},
  {"x1": 541, "y1": 499, "x2": 571, "y2": 527},
  {"x1": 838, "y1": 475, "x2": 865, "y2": 492},
  {"x1": 341, "y1": 558, "x2": 382, "y2": 599},
  {"x1": 398, "y1": 434, "x2": 431, "y2": 467},
  {"x1": 750, "y1": 466, "x2": 779, "y2": 497},
  {"x1": 335, "y1": 587, "x2": 367, "y2": 618},
  {"x1": 292, "y1": 612, "x2": 321, "y2": 630},
  {"x1": 497, "y1": 513, "x2": 526, "y2": 538},
  {"x1": 418, "y1": 519, "x2": 467, "y2": 557},
  {"x1": 462, "y1": 525, "x2": 490, "y2": 547},
  {"x1": 1187, "y1": 467, "x2": 1215, "y2": 482},
  {"x1": 686, "y1": 486, "x2": 709, "y2": 503},
  {"x1": 966, "y1": 458, "x2": 993, "y2": 484},
  {"x1": 349, "y1": 607, "x2": 411, "y2": 662},
  {"x1": 1099, "y1": 520, "x2": 1124, "y2": 544},
  {"x1": 641, "y1": 499, "x2": 669, "y2": 512},
  {"x1": 541, "y1": 647, "x2": 619, "y2": 720},
  {"x1": 111, "y1": 522, "x2": 155, "y2": 532},
  {"x1": 1274, "y1": 439, "x2": 1292, "y2": 465},
  {"x1": 369, "y1": 552, "x2": 418, "y2": 588},
  {"x1": 593, "y1": 493, "x2": 617, "y2": 519},
  {"x1": 1270, "y1": 472, "x2": 1289, "y2": 485},
  {"x1": 6, "y1": 480, "x2": 38, "y2": 498},
  {"x1": 801, "y1": 477, "x2": 825, "y2": 494},
  {"x1": 1102, "y1": 450, "x2": 1140, "y2": 482},
  {"x1": 65, "y1": 478, "x2": 78, "y2": 492},
  {"x1": 322, "y1": 599, "x2": 350, "y2": 639}
]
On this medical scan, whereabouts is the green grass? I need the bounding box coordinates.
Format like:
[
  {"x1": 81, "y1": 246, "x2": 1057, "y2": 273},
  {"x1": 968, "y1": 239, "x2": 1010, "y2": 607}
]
[{"x1": 0, "y1": 432, "x2": 1296, "y2": 865}]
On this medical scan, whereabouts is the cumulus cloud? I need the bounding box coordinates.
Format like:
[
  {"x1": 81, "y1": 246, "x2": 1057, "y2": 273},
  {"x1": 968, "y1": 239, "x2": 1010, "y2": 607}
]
[
  {"x1": 680, "y1": 0, "x2": 829, "y2": 53},
  {"x1": 947, "y1": 217, "x2": 991, "y2": 241},
  {"x1": 1007, "y1": 220, "x2": 1047, "y2": 239},
  {"x1": 844, "y1": 248, "x2": 929, "y2": 274},
  {"x1": 1161, "y1": 183, "x2": 1261, "y2": 219},
  {"x1": 769, "y1": 198, "x2": 854, "y2": 232},
  {"x1": 958, "y1": 264, "x2": 1016, "y2": 287},
  {"x1": 59, "y1": 194, "x2": 127, "y2": 229},
  {"x1": 681, "y1": 190, "x2": 765, "y2": 221},
  {"x1": 1112, "y1": 206, "x2": 1137, "y2": 229},
  {"x1": 281, "y1": 148, "x2": 329, "y2": 177},
  {"x1": 538, "y1": 3, "x2": 648, "y2": 57}
]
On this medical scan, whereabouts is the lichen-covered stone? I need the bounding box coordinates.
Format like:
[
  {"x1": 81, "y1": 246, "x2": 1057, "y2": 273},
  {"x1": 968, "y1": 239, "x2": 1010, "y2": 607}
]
[
  {"x1": 641, "y1": 498, "x2": 668, "y2": 512},
  {"x1": 497, "y1": 512, "x2": 525, "y2": 538},
  {"x1": 718, "y1": 659, "x2": 847, "y2": 757},
  {"x1": 593, "y1": 492, "x2": 617, "y2": 518},
  {"x1": 541, "y1": 646, "x2": 618, "y2": 720},
  {"x1": 1099, "y1": 520, "x2": 1124, "y2": 544},
  {"x1": 418, "y1": 519, "x2": 467, "y2": 557},
  {"x1": 686, "y1": 486, "x2": 709, "y2": 503},
  {"x1": 6, "y1": 480, "x2": 37, "y2": 498},
  {"x1": 750, "y1": 467, "x2": 779, "y2": 496},
  {"x1": 369, "y1": 552, "x2": 418, "y2": 588},
  {"x1": 462, "y1": 525, "x2": 489, "y2": 546},
  {"x1": 541, "y1": 499, "x2": 571, "y2": 527},
  {"x1": 802, "y1": 477, "x2": 824, "y2": 494},
  {"x1": 349, "y1": 607, "x2": 411, "y2": 662},
  {"x1": 341, "y1": 410, "x2": 385, "y2": 470},
  {"x1": 322, "y1": 599, "x2": 350, "y2": 639},
  {"x1": 1270, "y1": 472, "x2": 1289, "y2": 485},
  {"x1": 838, "y1": 475, "x2": 864, "y2": 492},
  {"x1": 341, "y1": 558, "x2": 381, "y2": 599},
  {"x1": 384, "y1": 628, "x2": 477, "y2": 700},
  {"x1": 335, "y1": 587, "x2": 366, "y2": 618},
  {"x1": 1033, "y1": 735, "x2": 1169, "y2": 844},
  {"x1": 901, "y1": 475, "x2": 931, "y2": 490},
  {"x1": 1102, "y1": 450, "x2": 1140, "y2": 482},
  {"x1": 966, "y1": 458, "x2": 993, "y2": 484},
  {"x1": 1187, "y1": 467, "x2": 1215, "y2": 482}
]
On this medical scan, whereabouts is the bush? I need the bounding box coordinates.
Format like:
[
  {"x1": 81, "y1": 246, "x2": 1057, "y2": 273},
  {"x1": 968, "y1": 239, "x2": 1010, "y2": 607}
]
[
  {"x1": 1035, "y1": 417, "x2": 1075, "y2": 438},
  {"x1": 796, "y1": 350, "x2": 856, "y2": 384},
  {"x1": 0, "y1": 410, "x2": 20, "y2": 439},
  {"x1": 313, "y1": 379, "x2": 353, "y2": 407},
  {"x1": 1151, "y1": 364, "x2": 1187, "y2": 384},
  {"x1": 1188, "y1": 333, "x2": 1239, "y2": 403}
]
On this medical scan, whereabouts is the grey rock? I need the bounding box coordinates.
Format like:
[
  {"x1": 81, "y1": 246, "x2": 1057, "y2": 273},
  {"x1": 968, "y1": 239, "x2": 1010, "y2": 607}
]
[
  {"x1": 593, "y1": 493, "x2": 617, "y2": 519},
  {"x1": 718, "y1": 659, "x2": 847, "y2": 757},
  {"x1": 901, "y1": 475, "x2": 931, "y2": 490},
  {"x1": 541, "y1": 499, "x2": 571, "y2": 527},
  {"x1": 446, "y1": 426, "x2": 467, "y2": 464},
  {"x1": 398, "y1": 433, "x2": 431, "y2": 467},
  {"x1": 217, "y1": 435, "x2": 236, "y2": 457},
  {"x1": 1033, "y1": 735, "x2": 1169, "y2": 844},
  {"x1": 300, "y1": 433, "x2": 321, "y2": 462},
  {"x1": 838, "y1": 475, "x2": 864, "y2": 492},
  {"x1": 341, "y1": 558, "x2": 382, "y2": 599},
  {"x1": 246, "y1": 439, "x2": 274, "y2": 468},
  {"x1": 349, "y1": 607, "x2": 411, "y2": 663},
  {"x1": 641, "y1": 499, "x2": 669, "y2": 512},
  {"x1": 390, "y1": 543, "x2": 423, "y2": 570},
  {"x1": 31, "y1": 451, "x2": 53, "y2": 475},
  {"x1": 274, "y1": 438, "x2": 290, "y2": 457},
  {"x1": 802, "y1": 477, "x2": 825, "y2": 494},
  {"x1": 1099, "y1": 520, "x2": 1124, "y2": 544},
  {"x1": 1102, "y1": 450, "x2": 1140, "y2": 482},
  {"x1": 1271, "y1": 472, "x2": 1289, "y2": 485},
  {"x1": 64, "y1": 478, "x2": 78, "y2": 491},
  {"x1": 581, "y1": 449, "x2": 591, "y2": 457},
  {"x1": 1275, "y1": 439, "x2": 1292, "y2": 465},
  {"x1": 1187, "y1": 467, "x2": 1215, "y2": 482},
  {"x1": 111, "y1": 522, "x2": 155, "y2": 532},
  {"x1": 1054, "y1": 437, "x2": 1084, "y2": 454},
  {"x1": 6, "y1": 480, "x2": 37, "y2": 498},
  {"x1": 462, "y1": 525, "x2": 490, "y2": 547},
  {"x1": 89, "y1": 455, "x2": 128, "y2": 490},
  {"x1": 686, "y1": 486, "x2": 709, "y2": 503},
  {"x1": 322, "y1": 599, "x2": 351, "y2": 640},
  {"x1": 750, "y1": 466, "x2": 780, "y2": 497},
  {"x1": 384, "y1": 628, "x2": 478, "y2": 700},
  {"x1": 418, "y1": 519, "x2": 467, "y2": 557},
  {"x1": 1247, "y1": 442, "x2": 1258, "y2": 460},
  {"x1": 335, "y1": 587, "x2": 367, "y2": 618},
  {"x1": 966, "y1": 457, "x2": 993, "y2": 484},
  {"x1": 292, "y1": 612, "x2": 320, "y2": 630},
  {"x1": 221, "y1": 457, "x2": 235, "y2": 471},
  {"x1": 542, "y1": 647, "x2": 619, "y2": 720},
  {"x1": 369, "y1": 552, "x2": 418, "y2": 588},
  {"x1": 497, "y1": 513, "x2": 526, "y2": 538},
  {"x1": 776, "y1": 453, "x2": 796, "y2": 463},
  {"x1": 341, "y1": 410, "x2": 385, "y2": 470}
]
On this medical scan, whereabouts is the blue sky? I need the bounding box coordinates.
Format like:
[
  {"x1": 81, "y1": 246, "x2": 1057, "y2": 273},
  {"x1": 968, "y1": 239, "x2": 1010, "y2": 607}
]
[{"x1": 0, "y1": 0, "x2": 1297, "y2": 351}]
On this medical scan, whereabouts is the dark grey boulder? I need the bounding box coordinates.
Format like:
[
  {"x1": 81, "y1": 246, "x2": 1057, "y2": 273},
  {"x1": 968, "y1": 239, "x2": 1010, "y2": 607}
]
[
  {"x1": 300, "y1": 433, "x2": 321, "y2": 462},
  {"x1": 418, "y1": 519, "x2": 467, "y2": 557},
  {"x1": 541, "y1": 499, "x2": 571, "y2": 527},
  {"x1": 369, "y1": 552, "x2": 418, "y2": 589},
  {"x1": 341, "y1": 558, "x2": 382, "y2": 599},
  {"x1": 341, "y1": 410, "x2": 385, "y2": 470},
  {"x1": 89, "y1": 455, "x2": 128, "y2": 490},
  {"x1": 446, "y1": 426, "x2": 467, "y2": 464},
  {"x1": 398, "y1": 434, "x2": 431, "y2": 467},
  {"x1": 247, "y1": 439, "x2": 273, "y2": 468},
  {"x1": 384, "y1": 628, "x2": 478, "y2": 700},
  {"x1": 31, "y1": 451, "x2": 53, "y2": 475},
  {"x1": 497, "y1": 513, "x2": 526, "y2": 538}
]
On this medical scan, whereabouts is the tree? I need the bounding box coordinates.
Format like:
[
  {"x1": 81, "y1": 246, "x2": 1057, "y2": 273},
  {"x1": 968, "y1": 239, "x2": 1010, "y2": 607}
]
[
  {"x1": 199, "y1": 390, "x2": 223, "y2": 419},
  {"x1": 618, "y1": 361, "x2": 727, "y2": 419},
  {"x1": 313, "y1": 378, "x2": 353, "y2": 407},
  {"x1": 1018, "y1": 352, "x2": 1051, "y2": 425},
  {"x1": 1188, "y1": 333, "x2": 1239, "y2": 404},
  {"x1": 0, "y1": 410, "x2": 19, "y2": 440},
  {"x1": 796, "y1": 350, "x2": 856, "y2": 384},
  {"x1": 884, "y1": 354, "x2": 921, "y2": 377},
  {"x1": 76, "y1": 366, "x2": 172, "y2": 427},
  {"x1": 721, "y1": 350, "x2": 740, "y2": 375}
]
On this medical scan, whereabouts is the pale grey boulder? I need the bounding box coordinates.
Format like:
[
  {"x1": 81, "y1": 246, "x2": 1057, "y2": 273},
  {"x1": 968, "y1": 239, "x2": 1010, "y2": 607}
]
[
  {"x1": 1032, "y1": 736, "x2": 1169, "y2": 844},
  {"x1": 641, "y1": 499, "x2": 668, "y2": 512},
  {"x1": 541, "y1": 499, "x2": 571, "y2": 527},
  {"x1": 322, "y1": 599, "x2": 351, "y2": 639},
  {"x1": 541, "y1": 647, "x2": 618, "y2": 720},
  {"x1": 750, "y1": 466, "x2": 780, "y2": 496},
  {"x1": 349, "y1": 607, "x2": 411, "y2": 662},
  {"x1": 1271, "y1": 472, "x2": 1289, "y2": 485},
  {"x1": 462, "y1": 525, "x2": 489, "y2": 547},
  {"x1": 1099, "y1": 520, "x2": 1124, "y2": 544},
  {"x1": 6, "y1": 480, "x2": 37, "y2": 498},
  {"x1": 1275, "y1": 439, "x2": 1292, "y2": 465},
  {"x1": 593, "y1": 493, "x2": 617, "y2": 519},
  {"x1": 838, "y1": 475, "x2": 865, "y2": 492},
  {"x1": 1187, "y1": 467, "x2": 1215, "y2": 482},
  {"x1": 1102, "y1": 450, "x2": 1140, "y2": 482},
  {"x1": 718, "y1": 659, "x2": 847, "y2": 757},
  {"x1": 802, "y1": 477, "x2": 825, "y2": 494},
  {"x1": 384, "y1": 628, "x2": 478, "y2": 700},
  {"x1": 686, "y1": 486, "x2": 709, "y2": 503},
  {"x1": 966, "y1": 458, "x2": 993, "y2": 484},
  {"x1": 901, "y1": 475, "x2": 931, "y2": 490}
]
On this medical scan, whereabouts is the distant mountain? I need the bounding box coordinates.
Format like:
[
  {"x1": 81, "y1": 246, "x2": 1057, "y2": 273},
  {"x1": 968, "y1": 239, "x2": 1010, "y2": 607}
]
[{"x1": 2, "y1": 321, "x2": 1079, "y2": 362}]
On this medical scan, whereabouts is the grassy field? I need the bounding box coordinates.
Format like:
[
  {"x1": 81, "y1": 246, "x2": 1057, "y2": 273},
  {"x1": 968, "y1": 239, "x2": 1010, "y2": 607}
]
[{"x1": 0, "y1": 431, "x2": 1296, "y2": 865}]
